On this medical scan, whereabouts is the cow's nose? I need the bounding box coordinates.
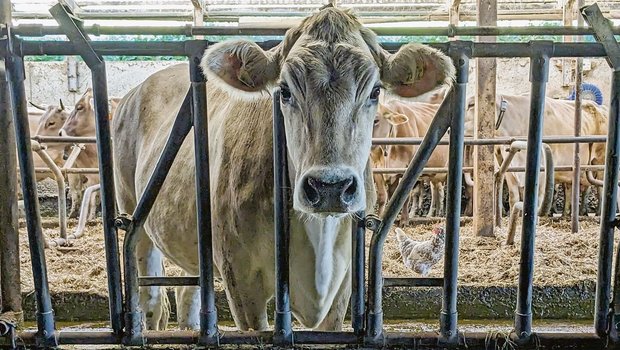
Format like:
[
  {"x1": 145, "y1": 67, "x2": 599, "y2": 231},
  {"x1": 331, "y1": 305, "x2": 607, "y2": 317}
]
[{"x1": 301, "y1": 174, "x2": 357, "y2": 212}]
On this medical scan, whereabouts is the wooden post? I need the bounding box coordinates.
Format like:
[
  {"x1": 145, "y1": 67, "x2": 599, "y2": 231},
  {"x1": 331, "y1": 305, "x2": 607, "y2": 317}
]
[
  {"x1": 562, "y1": 0, "x2": 575, "y2": 87},
  {"x1": 0, "y1": 0, "x2": 24, "y2": 321},
  {"x1": 191, "y1": 0, "x2": 205, "y2": 39},
  {"x1": 448, "y1": 0, "x2": 461, "y2": 41},
  {"x1": 473, "y1": 0, "x2": 497, "y2": 237}
]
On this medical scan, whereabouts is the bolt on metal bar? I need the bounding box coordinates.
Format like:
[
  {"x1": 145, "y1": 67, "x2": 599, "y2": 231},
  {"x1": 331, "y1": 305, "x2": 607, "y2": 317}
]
[
  {"x1": 366, "y1": 86, "x2": 454, "y2": 343},
  {"x1": 122, "y1": 90, "x2": 193, "y2": 345},
  {"x1": 439, "y1": 45, "x2": 469, "y2": 346},
  {"x1": 4, "y1": 34, "x2": 57, "y2": 347},
  {"x1": 351, "y1": 211, "x2": 365, "y2": 336},
  {"x1": 513, "y1": 42, "x2": 552, "y2": 342},
  {"x1": 273, "y1": 89, "x2": 293, "y2": 345},
  {"x1": 188, "y1": 49, "x2": 219, "y2": 344}
]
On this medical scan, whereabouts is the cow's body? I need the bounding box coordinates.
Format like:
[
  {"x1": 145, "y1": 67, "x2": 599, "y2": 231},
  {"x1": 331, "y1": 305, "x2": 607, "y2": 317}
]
[
  {"x1": 113, "y1": 5, "x2": 454, "y2": 331},
  {"x1": 466, "y1": 94, "x2": 608, "y2": 216}
]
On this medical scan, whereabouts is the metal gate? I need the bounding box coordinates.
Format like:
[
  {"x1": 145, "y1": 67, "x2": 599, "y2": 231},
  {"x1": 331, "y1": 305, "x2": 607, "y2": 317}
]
[{"x1": 1, "y1": 2, "x2": 620, "y2": 349}]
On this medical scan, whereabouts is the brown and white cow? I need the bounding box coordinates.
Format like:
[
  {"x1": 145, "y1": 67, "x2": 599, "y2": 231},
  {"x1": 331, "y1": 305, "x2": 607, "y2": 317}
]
[
  {"x1": 112, "y1": 5, "x2": 454, "y2": 331},
  {"x1": 373, "y1": 100, "x2": 448, "y2": 222},
  {"x1": 59, "y1": 89, "x2": 122, "y2": 219},
  {"x1": 465, "y1": 94, "x2": 608, "y2": 216}
]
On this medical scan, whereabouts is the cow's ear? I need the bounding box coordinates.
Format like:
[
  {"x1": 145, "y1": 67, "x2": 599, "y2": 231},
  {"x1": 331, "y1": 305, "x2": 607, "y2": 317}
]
[
  {"x1": 202, "y1": 40, "x2": 280, "y2": 93},
  {"x1": 386, "y1": 113, "x2": 408, "y2": 126},
  {"x1": 381, "y1": 43, "x2": 455, "y2": 98}
]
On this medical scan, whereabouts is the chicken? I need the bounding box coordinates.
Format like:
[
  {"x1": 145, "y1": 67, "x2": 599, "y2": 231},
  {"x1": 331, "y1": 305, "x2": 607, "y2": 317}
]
[{"x1": 395, "y1": 226, "x2": 445, "y2": 276}]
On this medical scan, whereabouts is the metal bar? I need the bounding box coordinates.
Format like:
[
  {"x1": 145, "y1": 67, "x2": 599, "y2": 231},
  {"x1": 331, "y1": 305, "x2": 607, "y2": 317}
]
[
  {"x1": 32, "y1": 135, "x2": 97, "y2": 143},
  {"x1": 7, "y1": 24, "x2": 620, "y2": 38},
  {"x1": 581, "y1": 4, "x2": 620, "y2": 70},
  {"x1": 189, "y1": 48, "x2": 218, "y2": 344},
  {"x1": 383, "y1": 278, "x2": 444, "y2": 287},
  {"x1": 366, "y1": 87, "x2": 455, "y2": 342},
  {"x1": 49, "y1": 3, "x2": 103, "y2": 68},
  {"x1": 32, "y1": 142, "x2": 67, "y2": 240},
  {"x1": 50, "y1": 1, "x2": 124, "y2": 334},
  {"x1": 5, "y1": 35, "x2": 57, "y2": 348},
  {"x1": 373, "y1": 164, "x2": 606, "y2": 175},
  {"x1": 350, "y1": 211, "x2": 365, "y2": 336},
  {"x1": 440, "y1": 45, "x2": 469, "y2": 345},
  {"x1": 8, "y1": 330, "x2": 608, "y2": 349},
  {"x1": 0, "y1": 41, "x2": 613, "y2": 59},
  {"x1": 572, "y1": 0, "x2": 585, "y2": 233},
  {"x1": 372, "y1": 135, "x2": 608, "y2": 146},
  {"x1": 0, "y1": 26, "x2": 22, "y2": 323},
  {"x1": 90, "y1": 63, "x2": 124, "y2": 336},
  {"x1": 609, "y1": 72, "x2": 620, "y2": 342},
  {"x1": 123, "y1": 90, "x2": 193, "y2": 344},
  {"x1": 273, "y1": 89, "x2": 293, "y2": 345},
  {"x1": 139, "y1": 276, "x2": 199, "y2": 287},
  {"x1": 513, "y1": 42, "x2": 552, "y2": 342}
]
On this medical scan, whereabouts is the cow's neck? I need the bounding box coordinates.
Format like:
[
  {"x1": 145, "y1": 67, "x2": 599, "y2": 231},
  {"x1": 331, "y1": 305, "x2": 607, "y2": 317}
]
[{"x1": 301, "y1": 215, "x2": 343, "y2": 301}]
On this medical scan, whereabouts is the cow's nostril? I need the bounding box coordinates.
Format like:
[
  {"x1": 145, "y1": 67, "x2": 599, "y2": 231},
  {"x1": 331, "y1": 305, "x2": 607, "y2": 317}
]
[
  {"x1": 341, "y1": 177, "x2": 356, "y2": 204},
  {"x1": 303, "y1": 177, "x2": 321, "y2": 205}
]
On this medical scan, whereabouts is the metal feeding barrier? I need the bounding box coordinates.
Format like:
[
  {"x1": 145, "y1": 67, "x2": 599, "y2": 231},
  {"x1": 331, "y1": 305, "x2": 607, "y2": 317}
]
[{"x1": 1, "y1": 2, "x2": 620, "y2": 349}]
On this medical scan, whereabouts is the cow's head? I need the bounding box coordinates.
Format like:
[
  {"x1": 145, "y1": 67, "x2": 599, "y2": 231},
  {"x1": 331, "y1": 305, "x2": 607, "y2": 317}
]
[
  {"x1": 35, "y1": 102, "x2": 69, "y2": 136},
  {"x1": 373, "y1": 102, "x2": 409, "y2": 139},
  {"x1": 61, "y1": 88, "x2": 95, "y2": 137},
  {"x1": 202, "y1": 5, "x2": 454, "y2": 215}
]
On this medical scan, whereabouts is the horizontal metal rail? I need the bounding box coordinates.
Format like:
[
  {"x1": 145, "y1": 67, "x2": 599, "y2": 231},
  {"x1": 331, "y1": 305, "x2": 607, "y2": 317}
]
[
  {"x1": 7, "y1": 330, "x2": 606, "y2": 349},
  {"x1": 7, "y1": 24, "x2": 620, "y2": 37},
  {"x1": 139, "y1": 276, "x2": 199, "y2": 287},
  {"x1": 31, "y1": 136, "x2": 97, "y2": 144},
  {"x1": 372, "y1": 135, "x2": 608, "y2": 146},
  {"x1": 17, "y1": 167, "x2": 100, "y2": 175},
  {"x1": 383, "y1": 278, "x2": 444, "y2": 288},
  {"x1": 0, "y1": 41, "x2": 614, "y2": 58},
  {"x1": 374, "y1": 164, "x2": 606, "y2": 174}
]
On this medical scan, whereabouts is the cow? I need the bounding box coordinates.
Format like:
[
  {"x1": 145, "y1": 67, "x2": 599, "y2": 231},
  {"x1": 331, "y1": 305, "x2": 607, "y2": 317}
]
[
  {"x1": 112, "y1": 4, "x2": 454, "y2": 331},
  {"x1": 60, "y1": 89, "x2": 122, "y2": 220},
  {"x1": 465, "y1": 94, "x2": 608, "y2": 217},
  {"x1": 373, "y1": 100, "x2": 448, "y2": 223}
]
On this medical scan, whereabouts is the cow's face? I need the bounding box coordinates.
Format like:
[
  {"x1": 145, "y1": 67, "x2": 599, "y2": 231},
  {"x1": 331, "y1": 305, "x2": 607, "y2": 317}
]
[
  {"x1": 61, "y1": 89, "x2": 95, "y2": 137},
  {"x1": 35, "y1": 104, "x2": 69, "y2": 136},
  {"x1": 202, "y1": 5, "x2": 454, "y2": 216}
]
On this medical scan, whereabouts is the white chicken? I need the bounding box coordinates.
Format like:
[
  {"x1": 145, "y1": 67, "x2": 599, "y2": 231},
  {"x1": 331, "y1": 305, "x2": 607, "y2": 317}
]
[{"x1": 395, "y1": 226, "x2": 445, "y2": 276}]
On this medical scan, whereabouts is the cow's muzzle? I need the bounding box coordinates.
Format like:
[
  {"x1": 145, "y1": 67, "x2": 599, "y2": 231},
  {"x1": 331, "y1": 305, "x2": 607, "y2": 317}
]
[{"x1": 296, "y1": 167, "x2": 363, "y2": 214}]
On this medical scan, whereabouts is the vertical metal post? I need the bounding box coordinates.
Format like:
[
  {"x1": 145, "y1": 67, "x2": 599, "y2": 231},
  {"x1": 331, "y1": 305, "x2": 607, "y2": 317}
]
[
  {"x1": 90, "y1": 63, "x2": 124, "y2": 335},
  {"x1": 351, "y1": 211, "x2": 365, "y2": 336},
  {"x1": 579, "y1": 4, "x2": 620, "y2": 338},
  {"x1": 439, "y1": 45, "x2": 469, "y2": 345},
  {"x1": 366, "y1": 86, "x2": 454, "y2": 342},
  {"x1": 513, "y1": 42, "x2": 552, "y2": 341},
  {"x1": 189, "y1": 50, "x2": 218, "y2": 343},
  {"x1": 122, "y1": 90, "x2": 194, "y2": 345},
  {"x1": 5, "y1": 35, "x2": 57, "y2": 348},
  {"x1": 273, "y1": 89, "x2": 293, "y2": 345},
  {"x1": 571, "y1": 0, "x2": 584, "y2": 233},
  {"x1": 0, "y1": 3, "x2": 22, "y2": 321}
]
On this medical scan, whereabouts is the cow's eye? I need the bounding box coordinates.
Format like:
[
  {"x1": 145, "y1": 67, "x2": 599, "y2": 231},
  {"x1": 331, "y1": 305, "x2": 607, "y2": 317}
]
[
  {"x1": 280, "y1": 85, "x2": 292, "y2": 103},
  {"x1": 48, "y1": 121, "x2": 55, "y2": 127},
  {"x1": 370, "y1": 86, "x2": 381, "y2": 101},
  {"x1": 373, "y1": 119, "x2": 379, "y2": 126}
]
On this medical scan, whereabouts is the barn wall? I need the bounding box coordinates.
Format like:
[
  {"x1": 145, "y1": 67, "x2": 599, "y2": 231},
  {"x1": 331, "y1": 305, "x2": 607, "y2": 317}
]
[{"x1": 24, "y1": 58, "x2": 613, "y2": 107}]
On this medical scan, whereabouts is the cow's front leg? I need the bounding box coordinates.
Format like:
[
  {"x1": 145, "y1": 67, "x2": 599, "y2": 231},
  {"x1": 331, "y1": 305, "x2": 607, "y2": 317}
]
[
  {"x1": 175, "y1": 279, "x2": 200, "y2": 330},
  {"x1": 563, "y1": 183, "x2": 572, "y2": 217},
  {"x1": 137, "y1": 229, "x2": 170, "y2": 330},
  {"x1": 315, "y1": 267, "x2": 351, "y2": 331},
  {"x1": 219, "y1": 257, "x2": 270, "y2": 331}
]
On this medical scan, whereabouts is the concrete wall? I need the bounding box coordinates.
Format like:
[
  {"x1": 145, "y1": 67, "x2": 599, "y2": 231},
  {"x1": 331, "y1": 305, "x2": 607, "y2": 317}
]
[{"x1": 24, "y1": 58, "x2": 613, "y2": 107}]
